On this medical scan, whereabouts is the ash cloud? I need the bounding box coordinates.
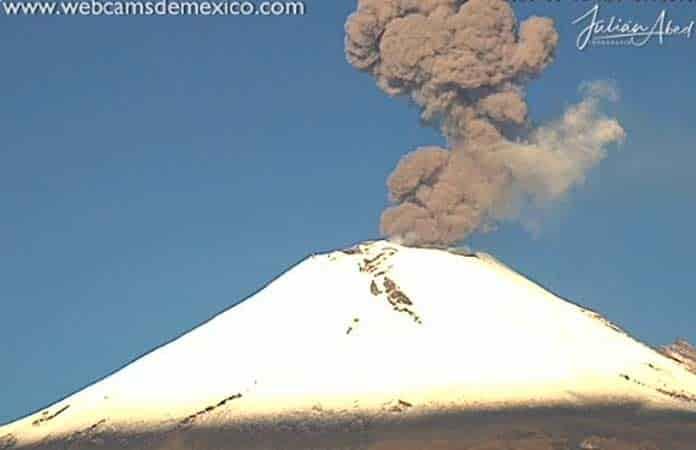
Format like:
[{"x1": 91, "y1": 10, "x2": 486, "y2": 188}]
[{"x1": 345, "y1": 0, "x2": 625, "y2": 247}]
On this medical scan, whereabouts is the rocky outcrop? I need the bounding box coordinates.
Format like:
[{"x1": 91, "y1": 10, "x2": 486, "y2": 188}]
[
  {"x1": 661, "y1": 339, "x2": 696, "y2": 375},
  {"x1": 0, "y1": 434, "x2": 16, "y2": 450}
]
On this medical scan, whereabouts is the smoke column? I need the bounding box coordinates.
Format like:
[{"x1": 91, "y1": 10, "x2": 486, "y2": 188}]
[{"x1": 345, "y1": 0, "x2": 625, "y2": 247}]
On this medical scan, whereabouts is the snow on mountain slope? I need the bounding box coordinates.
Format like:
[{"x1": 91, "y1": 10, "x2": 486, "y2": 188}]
[
  {"x1": 2, "y1": 241, "x2": 696, "y2": 449},
  {"x1": 661, "y1": 340, "x2": 696, "y2": 375}
]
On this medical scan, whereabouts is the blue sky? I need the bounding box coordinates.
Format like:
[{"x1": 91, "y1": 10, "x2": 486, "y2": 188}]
[{"x1": 1, "y1": 1, "x2": 695, "y2": 425}]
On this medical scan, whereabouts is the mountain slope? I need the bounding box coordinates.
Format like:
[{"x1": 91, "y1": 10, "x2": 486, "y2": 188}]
[
  {"x1": 661, "y1": 340, "x2": 696, "y2": 375},
  {"x1": 2, "y1": 241, "x2": 696, "y2": 449}
]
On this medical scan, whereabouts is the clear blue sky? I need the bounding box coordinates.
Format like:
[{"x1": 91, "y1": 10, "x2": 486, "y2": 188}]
[{"x1": 1, "y1": 1, "x2": 694, "y2": 425}]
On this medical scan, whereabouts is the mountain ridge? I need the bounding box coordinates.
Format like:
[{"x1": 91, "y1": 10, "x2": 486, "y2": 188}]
[
  {"x1": 2, "y1": 241, "x2": 696, "y2": 450},
  {"x1": 661, "y1": 340, "x2": 696, "y2": 375}
]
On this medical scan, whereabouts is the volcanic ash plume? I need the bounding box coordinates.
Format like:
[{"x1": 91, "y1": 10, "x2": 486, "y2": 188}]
[{"x1": 345, "y1": 0, "x2": 626, "y2": 247}]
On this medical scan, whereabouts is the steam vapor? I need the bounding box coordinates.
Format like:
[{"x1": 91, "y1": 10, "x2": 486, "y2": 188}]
[{"x1": 345, "y1": 0, "x2": 625, "y2": 247}]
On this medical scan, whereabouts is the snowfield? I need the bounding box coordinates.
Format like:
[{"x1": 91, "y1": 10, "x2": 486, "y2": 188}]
[{"x1": 2, "y1": 241, "x2": 695, "y2": 449}]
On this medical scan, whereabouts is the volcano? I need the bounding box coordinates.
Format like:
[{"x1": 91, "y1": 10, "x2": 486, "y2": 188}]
[{"x1": 2, "y1": 241, "x2": 696, "y2": 450}]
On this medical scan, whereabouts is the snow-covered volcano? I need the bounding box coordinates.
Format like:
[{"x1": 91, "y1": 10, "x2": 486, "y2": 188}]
[{"x1": 2, "y1": 241, "x2": 696, "y2": 449}]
